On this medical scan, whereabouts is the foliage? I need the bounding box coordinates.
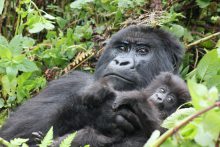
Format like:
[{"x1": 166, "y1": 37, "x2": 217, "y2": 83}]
[
  {"x1": 0, "y1": 35, "x2": 46, "y2": 108},
  {"x1": 0, "y1": 0, "x2": 220, "y2": 146},
  {"x1": 59, "y1": 132, "x2": 77, "y2": 147},
  {"x1": 0, "y1": 129, "x2": 82, "y2": 147},
  {"x1": 144, "y1": 46, "x2": 220, "y2": 146},
  {"x1": 39, "y1": 127, "x2": 54, "y2": 147}
]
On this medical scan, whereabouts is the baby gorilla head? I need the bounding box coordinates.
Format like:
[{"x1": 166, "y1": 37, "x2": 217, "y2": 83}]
[
  {"x1": 113, "y1": 72, "x2": 191, "y2": 121},
  {"x1": 146, "y1": 72, "x2": 191, "y2": 119}
]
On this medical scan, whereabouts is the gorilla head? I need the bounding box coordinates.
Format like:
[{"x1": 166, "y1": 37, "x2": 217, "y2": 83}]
[{"x1": 94, "y1": 25, "x2": 184, "y2": 91}]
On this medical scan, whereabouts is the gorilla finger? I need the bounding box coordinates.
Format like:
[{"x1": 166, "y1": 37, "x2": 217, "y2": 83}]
[
  {"x1": 117, "y1": 109, "x2": 142, "y2": 129},
  {"x1": 115, "y1": 115, "x2": 134, "y2": 133}
]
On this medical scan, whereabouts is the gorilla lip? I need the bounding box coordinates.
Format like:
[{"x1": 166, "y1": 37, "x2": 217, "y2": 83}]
[{"x1": 104, "y1": 73, "x2": 134, "y2": 83}]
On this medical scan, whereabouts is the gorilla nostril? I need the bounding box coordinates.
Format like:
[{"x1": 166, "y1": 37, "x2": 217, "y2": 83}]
[
  {"x1": 115, "y1": 60, "x2": 119, "y2": 64},
  {"x1": 157, "y1": 97, "x2": 162, "y2": 101},
  {"x1": 120, "y1": 61, "x2": 130, "y2": 66}
]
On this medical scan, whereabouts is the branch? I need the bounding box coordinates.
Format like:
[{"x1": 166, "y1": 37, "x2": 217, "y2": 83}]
[
  {"x1": 186, "y1": 32, "x2": 220, "y2": 49},
  {"x1": 153, "y1": 101, "x2": 220, "y2": 147}
]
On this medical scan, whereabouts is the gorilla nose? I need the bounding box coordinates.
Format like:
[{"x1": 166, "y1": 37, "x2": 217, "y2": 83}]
[
  {"x1": 110, "y1": 57, "x2": 134, "y2": 69},
  {"x1": 156, "y1": 94, "x2": 163, "y2": 102}
]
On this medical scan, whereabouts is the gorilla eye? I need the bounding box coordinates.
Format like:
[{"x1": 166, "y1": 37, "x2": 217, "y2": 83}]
[
  {"x1": 137, "y1": 48, "x2": 149, "y2": 55},
  {"x1": 159, "y1": 88, "x2": 166, "y2": 93},
  {"x1": 118, "y1": 46, "x2": 128, "y2": 52},
  {"x1": 167, "y1": 95, "x2": 174, "y2": 103}
]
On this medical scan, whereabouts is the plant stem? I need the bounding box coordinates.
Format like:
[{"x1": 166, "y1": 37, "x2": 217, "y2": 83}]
[
  {"x1": 186, "y1": 32, "x2": 220, "y2": 49},
  {"x1": 153, "y1": 101, "x2": 220, "y2": 147}
]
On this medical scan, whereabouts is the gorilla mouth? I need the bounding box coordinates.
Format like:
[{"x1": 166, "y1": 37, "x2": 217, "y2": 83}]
[{"x1": 104, "y1": 73, "x2": 134, "y2": 83}]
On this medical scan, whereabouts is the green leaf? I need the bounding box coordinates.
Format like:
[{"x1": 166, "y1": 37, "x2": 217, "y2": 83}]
[
  {"x1": 180, "y1": 123, "x2": 197, "y2": 139},
  {"x1": 0, "y1": 45, "x2": 12, "y2": 59},
  {"x1": 0, "y1": 35, "x2": 8, "y2": 45},
  {"x1": 17, "y1": 72, "x2": 32, "y2": 86},
  {"x1": 44, "y1": 21, "x2": 55, "y2": 30},
  {"x1": 13, "y1": 55, "x2": 26, "y2": 64},
  {"x1": 10, "y1": 138, "x2": 29, "y2": 145},
  {"x1": 59, "y1": 132, "x2": 76, "y2": 147},
  {"x1": 216, "y1": 39, "x2": 220, "y2": 48},
  {"x1": 44, "y1": 14, "x2": 55, "y2": 20},
  {"x1": 39, "y1": 127, "x2": 54, "y2": 147},
  {"x1": 162, "y1": 108, "x2": 196, "y2": 129},
  {"x1": 17, "y1": 59, "x2": 38, "y2": 72},
  {"x1": 207, "y1": 87, "x2": 218, "y2": 102},
  {"x1": 56, "y1": 17, "x2": 68, "y2": 29},
  {"x1": 70, "y1": 0, "x2": 94, "y2": 9},
  {"x1": 0, "y1": 98, "x2": 4, "y2": 108},
  {"x1": 196, "y1": 0, "x2": 211, "y2": 8},
  {"x1": 169, "y1": 24, "x2": 185, "y2": 38},
  {"x1": 1, "y1": 75, "x2": 17, "y2": 96},
  {"x1": 29, "y1": 22, "x2": 45, "y2": 33},
  {"x1": 194, "y1": 125, "x2": 215, "y2": 146},
  {"x1": 144, "y1": 130, "x2": 160, "y2": 147},
  {"x1": 203, "y1": 110, "x2": 220, "y2": 140},
  {"x1": 22, "y1": 36, "x2": 35, "y2": 48},
  {"x1": 196, "y1": 49, "x2": 220, "y2": 81},
  {"x1": 187, "y1": 80, "x2": 208, "y2": 109},
  {"x1": 206, "y1": 75, "x2": 220, "y2": 91},
  {"x1": 9, "y1": 35, "x2": 24, "y2": 55},
  {"x1": 0, "y1": 0, "x2": 4, "y2": 14},
  {"x1": 6, "y1": 65, "x2": 18, "y2": 79}
]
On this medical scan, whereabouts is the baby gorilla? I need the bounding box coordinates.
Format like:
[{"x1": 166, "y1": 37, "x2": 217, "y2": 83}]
[{"x1": 113, "y1": 72, "x2": 191, "y2": 120}]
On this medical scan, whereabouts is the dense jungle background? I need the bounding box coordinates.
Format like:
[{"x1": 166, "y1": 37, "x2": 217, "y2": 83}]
[{"x1": 0, "y1": 0, "x2": 220, "y2": 146}]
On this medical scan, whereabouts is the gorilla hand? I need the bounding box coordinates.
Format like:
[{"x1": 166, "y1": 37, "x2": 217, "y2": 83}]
[
  {"x1": 82, "y1": 80, "x2": 115, "y2": 108},
  {"x1": 112, "y1": 91, "x2": 161, "y2": 137},
  {"x1": 114, "y1": 109, "x2": 143, "y2": 134}
]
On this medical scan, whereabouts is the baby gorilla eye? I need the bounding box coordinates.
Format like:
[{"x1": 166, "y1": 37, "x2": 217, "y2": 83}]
[
  {"x1": 159, "y1": 88, "x2": 166, "y2": 93},
  {"x1": 167, "y1": 95, "x2": 175, "y2": 103}
]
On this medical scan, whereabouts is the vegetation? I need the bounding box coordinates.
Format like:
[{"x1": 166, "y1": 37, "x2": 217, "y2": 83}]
[{"x1": 0, "y1": 0, "x2": 219, "y2": 146}]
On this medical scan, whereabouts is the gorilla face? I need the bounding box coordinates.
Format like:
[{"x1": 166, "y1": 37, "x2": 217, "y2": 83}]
[
  {"x1": 149, "y1": 85, "x2": 178, "y2": 111},
  {"x1": 94, "y1": 25, "x2": 184, "y2": 91}
]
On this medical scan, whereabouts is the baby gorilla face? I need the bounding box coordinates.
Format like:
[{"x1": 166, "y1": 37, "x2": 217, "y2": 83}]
[{"x1": 149, "y1": 85, "x2": 177, "y2": 111}]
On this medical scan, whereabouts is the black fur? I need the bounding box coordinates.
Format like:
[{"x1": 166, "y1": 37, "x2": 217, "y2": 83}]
[{"x1": 0, "y1": 25, "x2": 184, "y2": 146}]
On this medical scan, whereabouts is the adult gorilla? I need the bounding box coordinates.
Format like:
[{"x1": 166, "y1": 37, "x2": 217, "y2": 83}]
[{"x1": 0, "y1": 25, "x2": 184, "y2": 146}]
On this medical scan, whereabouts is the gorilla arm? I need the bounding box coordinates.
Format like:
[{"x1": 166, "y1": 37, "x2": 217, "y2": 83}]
[
  {"x1": 0, "y1": 71, "x2": 94, "y2": 143},
  {"x1": 0, "y1": 71, "x2": 142, "y2": 146}
]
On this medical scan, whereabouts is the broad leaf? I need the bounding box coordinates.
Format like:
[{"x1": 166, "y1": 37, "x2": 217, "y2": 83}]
[
  {"x1": 29, "y1": 22, "x2": 45, "y2": 33},
  {"x1": 0, "y1": 35, "x2": 8, "y2": 45},
  {"x1": 194, "y1": 125, "x2": 214, "y2": 146},
  {"x1": 70, "y1": 0, "x2": 94, "y2": 9},
  {"x1": 162, "y1": 108, "x2": 196, "y2": 129},
  {"x1": 0, "y1": 0, "x2": 4, "y2": 14},
  {"x1": 169, "y1": 24, "x2": 185, "y2": 38},
  {"x1": 187, "y1": 80, "x2": 208, "y2": 109},
  {"x1": 197, "y1": 49, "x2": 220, "y2": 81},
  {"x1": 196, "y1": 0, "x2": 211, "y2": 8},
  {"x1": 17, "y1": 59, "x2": 38, "y2": 72}
]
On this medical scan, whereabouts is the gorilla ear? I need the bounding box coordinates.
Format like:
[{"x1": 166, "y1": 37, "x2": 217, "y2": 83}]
[{"x1": 158, "y1": 29, "x2": 185, "y2": 72}]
